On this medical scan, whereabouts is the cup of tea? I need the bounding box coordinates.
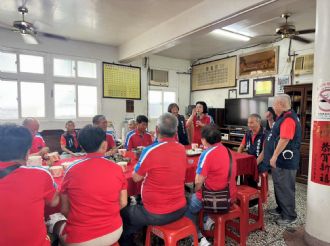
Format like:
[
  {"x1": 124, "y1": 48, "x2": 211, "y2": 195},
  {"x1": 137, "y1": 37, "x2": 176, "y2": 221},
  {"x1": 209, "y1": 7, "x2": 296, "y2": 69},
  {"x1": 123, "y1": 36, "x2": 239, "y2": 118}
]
[
  {"x1": 49, "y1": 166, "x2": 64, "y2": 177},
  {"x1": 118, "y1": 149, "x2": 127, "y2": 157},
  {"x1": 191, "y1": 143, "x2": 198, "y2": 150},
  {"x1": 27, "y1": 156, "x2": 42, "y2": 166}
]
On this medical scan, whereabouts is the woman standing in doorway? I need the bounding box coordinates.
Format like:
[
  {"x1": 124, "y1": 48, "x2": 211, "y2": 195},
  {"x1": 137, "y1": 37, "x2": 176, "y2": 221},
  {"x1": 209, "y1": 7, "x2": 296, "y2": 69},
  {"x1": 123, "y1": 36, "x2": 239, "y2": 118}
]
[{"x1": 168, "y1": 103, "x2": 189, "y2": 145}]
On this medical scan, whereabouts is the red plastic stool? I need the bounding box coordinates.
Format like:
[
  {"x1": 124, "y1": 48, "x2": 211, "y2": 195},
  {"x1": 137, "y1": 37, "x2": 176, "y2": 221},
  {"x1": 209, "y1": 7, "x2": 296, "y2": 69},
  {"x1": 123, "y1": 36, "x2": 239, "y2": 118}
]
[
  {"x1": 199, "y1": 203, "x2": 246, "y2": 246},
  {"x1": 232, "y1": 185, "x2": 264, "y2": 237},
  {"x1": 111, "y1": 243, "x2": 119, "y2": 246},
  {"x1": 259, "y1": 172, "x2": 269, "y2": 203},
  {"x1": 145, "y1": 217, "x2": 198, "y2": 246}
]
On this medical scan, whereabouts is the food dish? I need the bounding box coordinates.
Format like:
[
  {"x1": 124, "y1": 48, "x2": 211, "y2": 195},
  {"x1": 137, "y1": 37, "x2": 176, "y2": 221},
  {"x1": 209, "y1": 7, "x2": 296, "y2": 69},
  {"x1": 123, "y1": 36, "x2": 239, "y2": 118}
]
[{"x1": 186, "y1": 148, "x2": 203, "y2": 156}]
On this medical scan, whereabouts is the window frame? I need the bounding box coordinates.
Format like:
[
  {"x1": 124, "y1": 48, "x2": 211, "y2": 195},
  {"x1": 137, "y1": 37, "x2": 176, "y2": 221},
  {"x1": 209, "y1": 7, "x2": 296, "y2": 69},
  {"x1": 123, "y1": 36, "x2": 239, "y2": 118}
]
[
  {"x1": 0, "y1": 47, "x2": 101, "y2": 122},
  {"x1": 148, "y1": 87, "x2": 177, "y2": 119}
]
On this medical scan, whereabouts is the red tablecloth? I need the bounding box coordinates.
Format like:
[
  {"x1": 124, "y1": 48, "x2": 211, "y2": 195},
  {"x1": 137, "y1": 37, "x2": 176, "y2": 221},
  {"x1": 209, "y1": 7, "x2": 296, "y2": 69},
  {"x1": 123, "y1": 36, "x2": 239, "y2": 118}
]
[{"x1": 185, "y1": 150, "x2": 258, "y2": 183}]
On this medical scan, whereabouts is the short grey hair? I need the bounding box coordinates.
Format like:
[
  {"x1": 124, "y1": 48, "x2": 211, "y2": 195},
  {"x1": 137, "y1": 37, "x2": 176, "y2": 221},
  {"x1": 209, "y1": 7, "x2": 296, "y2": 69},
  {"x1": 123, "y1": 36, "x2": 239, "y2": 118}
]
[
  {"x1": 157, "y1": 113, "x2": 178, "y2": 138},
  {"x1": 22, "y1": 117, "x2": 37, "y2": 126},
  {"x1": 128, "y1": 119, "x2": 136, "y2": 124},
  {"x1": 274, "y1": 94, "x2": 291, "y2": 109},
  {"x1": 248, "y1": 114, "x2": 262, "y2": 124}
]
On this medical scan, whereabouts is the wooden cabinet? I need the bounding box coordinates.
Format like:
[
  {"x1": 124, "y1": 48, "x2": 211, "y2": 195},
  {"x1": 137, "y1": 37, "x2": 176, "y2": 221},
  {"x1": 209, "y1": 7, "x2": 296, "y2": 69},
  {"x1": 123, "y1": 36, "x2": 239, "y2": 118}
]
[
  {"x1": 284, "y1": 83, "x2": 312, "y2": 142},
  {"x1": 284, "y1": 83, "x2": 312, "y2": 183},
  {"x1": 220, "y1": 127, "x2": 246, "y2": 149}
]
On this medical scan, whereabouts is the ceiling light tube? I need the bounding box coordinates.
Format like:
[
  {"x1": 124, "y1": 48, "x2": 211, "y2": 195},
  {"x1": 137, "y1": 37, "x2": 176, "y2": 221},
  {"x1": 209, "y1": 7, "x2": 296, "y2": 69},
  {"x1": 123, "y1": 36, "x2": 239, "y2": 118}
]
[{"x1": 212, "y1": 29, "x2": 250, "y2": 41}]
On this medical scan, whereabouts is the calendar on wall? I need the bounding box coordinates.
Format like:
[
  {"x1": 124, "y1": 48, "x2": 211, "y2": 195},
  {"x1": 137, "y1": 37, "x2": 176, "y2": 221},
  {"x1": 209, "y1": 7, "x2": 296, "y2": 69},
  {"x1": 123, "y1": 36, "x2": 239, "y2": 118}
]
[
  {"x1": 191, "y1": 56, "x2": 236, "y2": 91},
  {"x1": 103, "y1": 62, "x2": 141, "y2": 99}
]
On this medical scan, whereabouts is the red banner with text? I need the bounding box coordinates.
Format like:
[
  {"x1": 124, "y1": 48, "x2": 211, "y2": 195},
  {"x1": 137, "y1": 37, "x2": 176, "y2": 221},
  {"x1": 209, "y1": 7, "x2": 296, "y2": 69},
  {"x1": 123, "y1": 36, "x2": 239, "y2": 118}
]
[{"x1": 311, "y1": 121, "x2": 330, "y2": 185}]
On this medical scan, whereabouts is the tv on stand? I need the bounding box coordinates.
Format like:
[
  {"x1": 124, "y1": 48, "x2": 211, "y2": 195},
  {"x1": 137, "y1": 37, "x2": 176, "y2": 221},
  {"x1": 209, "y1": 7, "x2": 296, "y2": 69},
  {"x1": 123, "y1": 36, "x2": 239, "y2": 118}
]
[{"x1": 224, "y1": 97, "x2": 270, "y2": 128}]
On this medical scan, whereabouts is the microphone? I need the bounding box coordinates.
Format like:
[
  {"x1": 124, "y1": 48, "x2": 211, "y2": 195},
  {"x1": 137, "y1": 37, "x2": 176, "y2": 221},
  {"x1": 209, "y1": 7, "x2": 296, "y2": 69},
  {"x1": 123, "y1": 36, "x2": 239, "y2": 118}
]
[{"x1": 196, "y1": 113, "x2": 200, "y2": 121}]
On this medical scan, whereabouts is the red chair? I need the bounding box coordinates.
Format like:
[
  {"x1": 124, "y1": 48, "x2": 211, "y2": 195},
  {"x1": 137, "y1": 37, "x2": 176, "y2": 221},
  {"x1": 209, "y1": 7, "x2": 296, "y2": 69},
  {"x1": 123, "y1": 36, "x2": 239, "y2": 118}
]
[
  {"x1": 230, "y1": 185, "x2": 264, "y2": 237},
  {"x1": 199, "y1": 203, "x2": 246, "y2": 246},
  {"x1": 145, "y1": 217, "x2": 198, "y2": 246},
  {"x1": 259, "y1": 172, "x2": 269, "y2": 203}
]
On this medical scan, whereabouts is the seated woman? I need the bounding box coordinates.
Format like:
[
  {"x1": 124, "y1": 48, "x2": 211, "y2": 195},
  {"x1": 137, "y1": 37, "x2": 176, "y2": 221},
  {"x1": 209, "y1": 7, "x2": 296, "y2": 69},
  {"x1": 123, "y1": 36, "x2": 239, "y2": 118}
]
[
  {"x1": 57, "y1": 125, "x2": 127, "y2": 246},
  {"x1": 185, "y1": 124, "x2": 237, "y2": 246},
  {"x1": 60, "y1": 120, "x2": 82, "y2": 155}
]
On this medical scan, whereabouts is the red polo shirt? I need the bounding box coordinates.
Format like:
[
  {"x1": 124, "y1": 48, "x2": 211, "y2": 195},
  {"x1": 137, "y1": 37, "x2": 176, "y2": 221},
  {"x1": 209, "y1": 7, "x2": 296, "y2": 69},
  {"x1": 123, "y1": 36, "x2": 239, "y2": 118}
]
[
  {"x1": 134, "y1": 138, "x2": 187, "y2": 214},
  {"x1": 0, "y1": 162, "x2": 56, "y2": 246},
  {"x1": 195, "y1": 143, "x2": 237, "y2": 202},
  {"x1": 60, "y1": 153, "x2": 127, "y2": 243},
  {"x1": 192, "y1": 114, "x2": 213, "y2": 145},
  {"x1": 126, "y1": 130, "x2": 153, "y2": 150},
  {"x1": 106, "y1": 132, "x2": 116, "y2": 150},
  {"x1": 280, "y1": 117, "x2": 296, "y2": 139},
  {"x1": 30, "y1": 134, "x2": 46, "y2": 154}
]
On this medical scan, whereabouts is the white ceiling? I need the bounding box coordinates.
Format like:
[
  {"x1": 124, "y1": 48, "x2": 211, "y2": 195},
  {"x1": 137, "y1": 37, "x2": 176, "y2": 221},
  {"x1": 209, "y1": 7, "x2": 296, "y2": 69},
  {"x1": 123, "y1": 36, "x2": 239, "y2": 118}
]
[{"x1": 0, "y1": 0, "x2": 316, "y2": 62}]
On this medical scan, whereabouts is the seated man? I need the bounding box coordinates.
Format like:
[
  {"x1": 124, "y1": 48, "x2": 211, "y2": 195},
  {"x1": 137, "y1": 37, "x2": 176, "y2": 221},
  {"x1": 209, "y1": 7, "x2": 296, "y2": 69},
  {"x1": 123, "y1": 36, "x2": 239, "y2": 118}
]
[
  {"x1": 92, "y1": 114, "x2": 116, "y2": 155},
  {"x1": 60, "y1": 120, "x2": 82, "y2": 155},
  {"x1": 23, "y1": 118, "x2": 49, "y2": 156},
  {"x1": 0, "y1": 124, "x2": 59, "y2": 246},
  {"x1": 119, "y1": 113, "x2": 187, "y2": 246},
  {"x1": 185, "y1": 124, "x2": 237, "y2": 246},
  {"x1": 126, "y1": 115, "x2": 153, "y2": 150},
  {"x1": 58, "y1": 125, "x2": 128, "y2": 245},
  {"x1": 238, "y1": 114, "x2": 269, "y2": 179}
]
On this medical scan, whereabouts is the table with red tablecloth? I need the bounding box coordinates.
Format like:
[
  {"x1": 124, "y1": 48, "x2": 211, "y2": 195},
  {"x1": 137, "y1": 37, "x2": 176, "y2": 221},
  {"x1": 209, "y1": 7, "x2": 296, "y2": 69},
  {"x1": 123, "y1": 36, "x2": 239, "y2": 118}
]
[
  {"x1": 45, "y1": 149, "x2": 258, "y2": 218},
  {"x1": 185, "y1": 150, "x2": 258, "y2": 183}
]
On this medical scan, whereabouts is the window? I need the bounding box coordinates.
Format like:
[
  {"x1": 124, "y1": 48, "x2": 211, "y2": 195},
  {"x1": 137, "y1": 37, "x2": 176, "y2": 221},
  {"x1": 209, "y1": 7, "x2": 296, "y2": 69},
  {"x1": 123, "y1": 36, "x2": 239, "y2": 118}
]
[
  {"x1": 54, "y1": 84, "x2": 76, "y2": 119},
  {"x1": 148, "y1": 90, "x2": 176, "y2": 119},
  {"x1": 19, "y1": 54, "x2": 44, "y2": 74},
  {"x1": 0, "y1": 51, "x2": 17, "y2": 73},
  {"x1": 0, "y1": 49, "x2": 100, "y2": 121},
  {"x1": 78, "y1": 85, "x2": 97, "y2": 117},
  {"x1": 21, "y1": 82, "x2": 45, "y2": 117},
  {"x1": 77, "y1": 61, "x2": 97, "y2": 78},
  {"x1": 0, "y1": 80, "x2": 18, "y2": 119},
  {"x1": 54, "y1": 58, "x2": 75, "y2": 77}
]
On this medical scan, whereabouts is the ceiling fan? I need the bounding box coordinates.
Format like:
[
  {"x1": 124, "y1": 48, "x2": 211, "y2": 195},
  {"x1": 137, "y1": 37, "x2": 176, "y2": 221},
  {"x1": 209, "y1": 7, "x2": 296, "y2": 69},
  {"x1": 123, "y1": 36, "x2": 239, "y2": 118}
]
[
  {"x1": 273, "y1": 13, "x2": 315, "y2": 44},
  {"x1": 0, "y1": 5, "x2": 67, "y2": 45}
]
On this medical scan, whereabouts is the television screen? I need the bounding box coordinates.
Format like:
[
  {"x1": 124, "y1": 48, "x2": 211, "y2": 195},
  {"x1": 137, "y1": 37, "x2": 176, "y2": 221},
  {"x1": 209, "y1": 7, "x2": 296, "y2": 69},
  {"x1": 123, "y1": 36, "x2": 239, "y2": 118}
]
[{"x1": 225, "y1": 97, "x2": 270, "y2": 127}]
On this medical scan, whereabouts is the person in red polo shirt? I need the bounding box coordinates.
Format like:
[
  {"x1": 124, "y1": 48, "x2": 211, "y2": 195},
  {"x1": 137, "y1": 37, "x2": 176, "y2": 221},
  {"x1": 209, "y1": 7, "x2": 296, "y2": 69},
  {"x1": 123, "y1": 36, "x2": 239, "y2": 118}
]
[
  {"x1": 119, "y1": 113, "x2": 187, "y2": 246},
  {"x1": 92, "y1": 114, "x2": 116, "y2": 155},
  {"x1": 60, "y1": 120, "x2": 82, "y2": 155},
  {"x1": 126, "y1": 115, "x2": 153, "y2": 150},
  {"x1": 186, "y1": 101, "x2": 213, "y2": 146},
  {"x1": 0, "y1": 124, "x2": 59, "y2": 246},
  {"x1": 185, "y1": 124, "x2": 237, "y2": 246},
  {"x1": 58, "y1": 125, "x2": 127, "y2": 245},
  {"x1": 23, "y1": 117, "x2": 49, "y2": 156}
]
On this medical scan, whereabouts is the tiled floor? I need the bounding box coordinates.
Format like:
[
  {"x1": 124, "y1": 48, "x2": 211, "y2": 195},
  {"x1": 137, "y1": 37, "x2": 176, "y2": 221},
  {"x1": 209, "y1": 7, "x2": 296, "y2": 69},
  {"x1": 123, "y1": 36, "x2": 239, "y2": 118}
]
[{"x1": 226, "y1": 175, "x2": 307, "y2": 246}]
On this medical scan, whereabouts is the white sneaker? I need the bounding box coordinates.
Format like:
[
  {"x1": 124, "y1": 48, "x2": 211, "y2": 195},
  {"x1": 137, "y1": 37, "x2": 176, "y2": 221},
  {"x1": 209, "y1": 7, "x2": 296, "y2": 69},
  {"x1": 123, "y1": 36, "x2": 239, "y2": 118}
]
[
  {"x1": 46, "y1": 213, "x2": 67, "y2": 233},
  {"x1": 199, "y1": 237, "x2": 211, "y2": 246},
  {"x1": 203, "y1": 217, "x2": 215, "y2": 231}
]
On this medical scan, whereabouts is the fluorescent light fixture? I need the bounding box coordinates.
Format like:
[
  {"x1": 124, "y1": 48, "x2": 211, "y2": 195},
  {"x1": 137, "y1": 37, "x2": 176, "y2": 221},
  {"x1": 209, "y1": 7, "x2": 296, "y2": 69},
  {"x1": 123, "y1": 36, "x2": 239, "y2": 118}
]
[{"x1": 212, "y1": 29, "x2": 250, "y2": 42}]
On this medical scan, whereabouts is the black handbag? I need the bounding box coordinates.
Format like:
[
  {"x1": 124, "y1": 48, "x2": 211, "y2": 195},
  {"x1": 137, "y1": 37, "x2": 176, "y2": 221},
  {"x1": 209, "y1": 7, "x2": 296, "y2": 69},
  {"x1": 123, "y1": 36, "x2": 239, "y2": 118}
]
[{"x1": 202, "y1": 147, "x2": 232, "y2": 214}]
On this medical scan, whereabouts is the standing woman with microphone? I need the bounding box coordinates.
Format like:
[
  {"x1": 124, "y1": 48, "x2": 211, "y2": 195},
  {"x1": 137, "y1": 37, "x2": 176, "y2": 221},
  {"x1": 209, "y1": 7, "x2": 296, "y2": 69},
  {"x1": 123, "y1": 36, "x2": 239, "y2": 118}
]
[{"x1": 186, "y1": 101, "x2": 213, "y2": 147}]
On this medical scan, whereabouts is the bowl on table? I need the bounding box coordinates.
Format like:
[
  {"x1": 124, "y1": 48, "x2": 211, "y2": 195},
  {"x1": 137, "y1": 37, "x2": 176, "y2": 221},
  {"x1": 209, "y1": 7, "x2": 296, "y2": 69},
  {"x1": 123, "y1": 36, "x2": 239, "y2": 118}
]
[{"x1": 27, "y1": 156, "x2": 42, "y2": 166}]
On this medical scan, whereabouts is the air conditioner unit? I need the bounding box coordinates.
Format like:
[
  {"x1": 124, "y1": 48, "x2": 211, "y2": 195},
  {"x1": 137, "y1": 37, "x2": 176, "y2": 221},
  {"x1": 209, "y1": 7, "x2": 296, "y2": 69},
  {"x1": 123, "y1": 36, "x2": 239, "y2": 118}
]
[
  {"x1": 294, "y1": 54, "x2": 314, "y2": 76},
  {"x1": 150, "y1": 69, "x2": 169, "y2": 87}
]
